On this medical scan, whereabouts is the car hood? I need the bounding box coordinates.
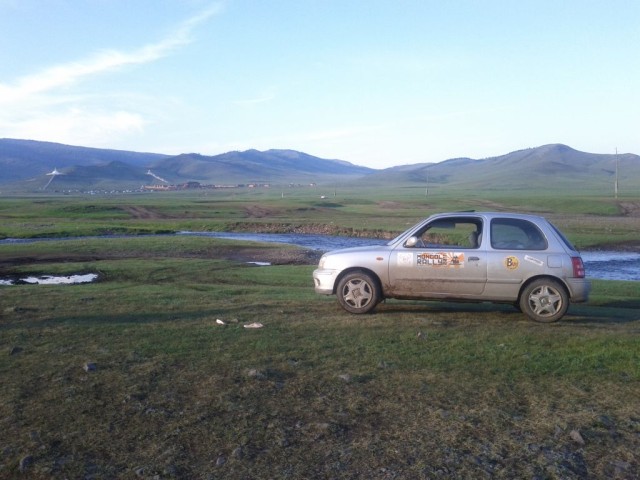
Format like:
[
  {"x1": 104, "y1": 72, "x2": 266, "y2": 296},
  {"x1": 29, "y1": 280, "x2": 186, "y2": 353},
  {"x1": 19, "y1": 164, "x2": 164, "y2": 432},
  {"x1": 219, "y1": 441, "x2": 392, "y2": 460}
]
[{"x1": 322, "y1": 244, "x2": 391, "y2": 256}]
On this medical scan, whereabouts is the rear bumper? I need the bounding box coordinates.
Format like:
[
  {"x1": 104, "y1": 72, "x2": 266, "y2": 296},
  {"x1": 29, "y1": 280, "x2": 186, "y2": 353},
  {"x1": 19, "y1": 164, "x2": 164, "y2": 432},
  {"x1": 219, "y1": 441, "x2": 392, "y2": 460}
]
[{"x1": 567, "y1": 278, "x2": 591, "y2": 303}]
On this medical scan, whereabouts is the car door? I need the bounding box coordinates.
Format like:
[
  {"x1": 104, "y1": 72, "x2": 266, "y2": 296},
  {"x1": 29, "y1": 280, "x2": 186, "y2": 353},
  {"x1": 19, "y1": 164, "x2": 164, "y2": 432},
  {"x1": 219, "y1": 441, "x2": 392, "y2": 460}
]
[
  {"x1": 387, "y1": 217, "x2": 488, "y2": 297},
  {"x1": 484, "y1": 217, "x2": 550, "y2": 300}
]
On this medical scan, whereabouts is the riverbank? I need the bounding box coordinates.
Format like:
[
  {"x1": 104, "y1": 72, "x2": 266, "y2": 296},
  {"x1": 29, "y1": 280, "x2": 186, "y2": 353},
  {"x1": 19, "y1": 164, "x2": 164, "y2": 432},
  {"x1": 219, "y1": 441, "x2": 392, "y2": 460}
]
[
  {"x1": 2, "y1": 230, "x2": 639, "y2": 281},
  {"x1": 226, "y1": 221, "x2": 398, "y2": 239},
  {"x1": 225, "y1": 222, "x2": 640, "y2": 252}
]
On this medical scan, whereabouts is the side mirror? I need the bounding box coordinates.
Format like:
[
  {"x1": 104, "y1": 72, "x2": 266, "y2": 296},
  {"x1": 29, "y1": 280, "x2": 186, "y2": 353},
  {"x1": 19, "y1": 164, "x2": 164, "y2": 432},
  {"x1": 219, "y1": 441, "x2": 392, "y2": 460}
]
[{"x1": 405, "y1": 236, "x2": 418, "y2": 248}]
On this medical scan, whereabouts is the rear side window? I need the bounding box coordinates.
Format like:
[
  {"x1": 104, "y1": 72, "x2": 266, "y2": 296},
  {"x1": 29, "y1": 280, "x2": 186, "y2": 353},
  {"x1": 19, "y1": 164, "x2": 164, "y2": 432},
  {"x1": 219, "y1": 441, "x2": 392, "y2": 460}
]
[
  {"x1": 491, "y1": 219, "x2": 548, "y2": 250},
  {"x1": 549, "y1": 222, "x2": 578, "y2": 251}
]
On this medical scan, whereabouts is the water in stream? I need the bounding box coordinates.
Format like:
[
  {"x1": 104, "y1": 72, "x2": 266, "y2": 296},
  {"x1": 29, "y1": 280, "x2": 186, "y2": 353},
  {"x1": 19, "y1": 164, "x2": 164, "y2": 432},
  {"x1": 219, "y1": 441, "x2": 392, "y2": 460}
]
[
  {"x1": 1, "y1": 232, "x2": 638, "y2": 282},
  {"x1": 178, "y1": 231, "x2": 640, "y2": 282}
]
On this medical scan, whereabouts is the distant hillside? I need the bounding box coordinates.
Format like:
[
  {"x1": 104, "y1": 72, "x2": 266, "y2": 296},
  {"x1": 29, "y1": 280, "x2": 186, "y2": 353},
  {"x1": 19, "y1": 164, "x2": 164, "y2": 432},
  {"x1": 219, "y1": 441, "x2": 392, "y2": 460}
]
[
  {"x1": 0, "y1": 139, "x2": 168, "y2": 184},
  {"x1": 2, "y1": 139, "x2": 638, "y2": 194},
  {"x1": 41, "y1": 161, "x2": 156, "y2": 191},
  {"x1": 362, "y1": 144, "x2": 640, "y2": 194},
  {"x1": 0, "y1": 139, "x2": 374, "y2": 190},
  {"x1": 149, "y1": 149, "x2": 375, "y2": 184}
]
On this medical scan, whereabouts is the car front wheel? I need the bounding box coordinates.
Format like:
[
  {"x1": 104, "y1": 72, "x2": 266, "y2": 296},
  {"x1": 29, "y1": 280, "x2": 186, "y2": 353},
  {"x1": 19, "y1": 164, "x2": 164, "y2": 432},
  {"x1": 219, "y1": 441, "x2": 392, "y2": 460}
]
[
  {"x1": 336, "y1": 271, "x2": 381, "y2": 314},
  {"x1": 519, "y1": 278, "x2": 569, "y2": 323}
]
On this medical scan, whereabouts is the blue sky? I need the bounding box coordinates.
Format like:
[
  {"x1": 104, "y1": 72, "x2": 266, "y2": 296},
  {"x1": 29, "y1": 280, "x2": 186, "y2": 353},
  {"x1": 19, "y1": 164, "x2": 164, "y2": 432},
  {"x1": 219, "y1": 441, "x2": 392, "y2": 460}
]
[{"x1": 1, "y1": 0, "x2": 639, "y2": 168}]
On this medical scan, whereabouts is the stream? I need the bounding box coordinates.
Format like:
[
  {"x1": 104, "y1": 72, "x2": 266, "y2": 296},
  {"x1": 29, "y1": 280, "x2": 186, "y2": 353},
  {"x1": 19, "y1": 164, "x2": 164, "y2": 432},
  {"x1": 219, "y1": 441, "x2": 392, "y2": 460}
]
[
  {"x1": 178, "y1": 231, "x2": 640, "y2": 282},
  {"x1": 1, "y1": 232, "x2": 638, "y2": 281}
]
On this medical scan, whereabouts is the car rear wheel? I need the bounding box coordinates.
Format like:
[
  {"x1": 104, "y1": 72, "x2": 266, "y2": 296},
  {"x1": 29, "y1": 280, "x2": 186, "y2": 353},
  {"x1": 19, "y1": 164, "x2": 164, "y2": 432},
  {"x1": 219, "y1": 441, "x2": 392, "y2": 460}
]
[
  {"x1": 519, "y1": 278, "x2": 568, "y2": 323},
  {"x1": 336, "y1": 271, "x2": 380, "y2": 314}
]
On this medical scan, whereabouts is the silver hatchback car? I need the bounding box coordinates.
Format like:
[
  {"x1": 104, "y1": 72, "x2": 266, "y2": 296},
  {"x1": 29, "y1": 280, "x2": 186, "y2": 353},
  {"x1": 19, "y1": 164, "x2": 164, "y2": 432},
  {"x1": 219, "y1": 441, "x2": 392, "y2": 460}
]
[{"x1": 313, "y1": 212, "x2": 590, "y2": 322}]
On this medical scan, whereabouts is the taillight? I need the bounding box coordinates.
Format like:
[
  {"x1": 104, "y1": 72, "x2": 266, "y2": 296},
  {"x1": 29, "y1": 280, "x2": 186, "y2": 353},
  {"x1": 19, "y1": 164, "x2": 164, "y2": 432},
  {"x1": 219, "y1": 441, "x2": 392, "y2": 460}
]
[{"x1": 571, "y1": 257, "x2": 585, "y2": 278}]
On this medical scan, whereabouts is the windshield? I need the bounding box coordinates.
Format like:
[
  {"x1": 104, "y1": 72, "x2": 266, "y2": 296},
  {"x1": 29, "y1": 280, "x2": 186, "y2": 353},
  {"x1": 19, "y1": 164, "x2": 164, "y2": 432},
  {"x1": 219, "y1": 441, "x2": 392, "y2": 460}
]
[
  {"x1": 386, "y1": 231, "x2": 406, "y2": 246},
  {"x1": 385, "y1": 219, "x2": 426, "y2": 246}
]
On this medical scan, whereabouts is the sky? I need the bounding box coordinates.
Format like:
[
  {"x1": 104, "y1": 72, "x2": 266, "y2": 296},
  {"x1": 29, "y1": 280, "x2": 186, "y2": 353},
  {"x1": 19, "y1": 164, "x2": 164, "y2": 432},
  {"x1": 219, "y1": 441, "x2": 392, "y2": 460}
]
[{"x1": 1, "y1": 0, "x2": 639, "y2": 169}]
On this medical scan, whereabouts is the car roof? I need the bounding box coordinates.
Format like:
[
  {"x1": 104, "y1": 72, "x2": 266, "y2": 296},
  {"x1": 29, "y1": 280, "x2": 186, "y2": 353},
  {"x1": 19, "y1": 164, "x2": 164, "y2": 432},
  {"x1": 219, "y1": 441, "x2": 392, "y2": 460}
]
[{"x1": 430, "y1": 211, "x2": 547, "y2": 222}]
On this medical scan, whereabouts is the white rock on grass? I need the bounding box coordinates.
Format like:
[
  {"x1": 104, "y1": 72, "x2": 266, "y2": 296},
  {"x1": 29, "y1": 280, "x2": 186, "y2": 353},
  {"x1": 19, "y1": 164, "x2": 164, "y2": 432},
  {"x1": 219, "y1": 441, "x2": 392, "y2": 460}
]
[{"x1": 570, "y1": 429, "x2": 585, "y2": 445}]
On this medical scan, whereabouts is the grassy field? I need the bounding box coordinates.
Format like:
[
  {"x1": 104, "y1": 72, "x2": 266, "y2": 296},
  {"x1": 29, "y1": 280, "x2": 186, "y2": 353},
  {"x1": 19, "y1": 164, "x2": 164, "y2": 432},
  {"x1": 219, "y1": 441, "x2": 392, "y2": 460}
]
[
  {"x1": 1, "y1": 233, "x2": 639, "y2": 479},
  {"x1": 1, "y1": 188, "x2": 639, "y2": 248},
  {"x1": 0, "y1": 191, "x2": 639, "y2": 478}
]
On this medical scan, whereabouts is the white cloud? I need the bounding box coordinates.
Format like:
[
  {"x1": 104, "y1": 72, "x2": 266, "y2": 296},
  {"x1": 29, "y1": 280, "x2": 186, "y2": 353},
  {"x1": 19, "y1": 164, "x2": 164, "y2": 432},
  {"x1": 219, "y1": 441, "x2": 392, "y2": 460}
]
[
  {"x1": 233, "y1": 93, "x2": 277, "y2": 106},
  {"x1": 0, "y1": 3, "x2": 222, "y2": 147},
  {"x1": 0, "y1": 3, "x2": 222, "y2": 104},
  {"x1": 2, "y1": 108, "x2": 146, "y2": 146}
]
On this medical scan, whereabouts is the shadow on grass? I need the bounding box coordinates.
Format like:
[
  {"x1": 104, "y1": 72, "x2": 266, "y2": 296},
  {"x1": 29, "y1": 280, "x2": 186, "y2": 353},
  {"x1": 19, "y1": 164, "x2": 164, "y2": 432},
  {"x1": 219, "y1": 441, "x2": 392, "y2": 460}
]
[
  {"x1": 374, "y1": 300, "x2": 640, "y2": 325},
  {"x1": 566, "y1": 304, "x2": 640, "y2": 325},
  {"x1": 377, "y1": 300, "x2": 522, "y2": 317},
  {"x1": 3, "y1": 301, "x2": 637, "y2": 332},
  {"x1": 599, "y1": 299, "x2": 640, "y2": 309}
]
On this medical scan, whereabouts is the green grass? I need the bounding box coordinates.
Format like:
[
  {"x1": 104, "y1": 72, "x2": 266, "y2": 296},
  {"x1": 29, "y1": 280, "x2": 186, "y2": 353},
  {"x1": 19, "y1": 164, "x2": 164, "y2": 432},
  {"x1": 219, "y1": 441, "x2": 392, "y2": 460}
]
[
  {"x1": 1, "y1": 235, "x2": 639, "y2": 478},
  {"x1": 1, "y1": 189, "x2": 639, "y2": 249}
]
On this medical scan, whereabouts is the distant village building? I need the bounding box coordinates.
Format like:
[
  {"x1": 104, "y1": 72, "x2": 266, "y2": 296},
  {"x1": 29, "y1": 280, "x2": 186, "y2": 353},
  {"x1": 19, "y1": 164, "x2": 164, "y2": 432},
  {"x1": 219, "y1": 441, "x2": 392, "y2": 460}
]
[
  {"x1": 180, "y1": 181, "x2": 201, "y2": 189},
  {"x1": 143, "y1": 184, "x2": 177, "y2": 191}
]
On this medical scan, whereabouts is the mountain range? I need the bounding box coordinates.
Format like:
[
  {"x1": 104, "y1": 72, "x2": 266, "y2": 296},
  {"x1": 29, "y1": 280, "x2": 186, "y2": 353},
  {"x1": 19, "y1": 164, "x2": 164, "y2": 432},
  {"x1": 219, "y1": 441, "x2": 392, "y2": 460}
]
[
  {"x1": 361, "y1": 144, "x2": 640, "y2": 193},
  {"x1": 1, "y1": 138, "x2": 638, "y2": 194}
]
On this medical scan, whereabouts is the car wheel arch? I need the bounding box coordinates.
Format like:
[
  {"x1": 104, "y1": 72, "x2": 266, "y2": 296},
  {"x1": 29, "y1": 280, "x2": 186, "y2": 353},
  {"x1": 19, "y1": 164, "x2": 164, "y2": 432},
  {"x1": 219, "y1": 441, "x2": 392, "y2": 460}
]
[
  {"x1": 334, "y1": 267, "x2": 383, "y2": 296},
  {"x1": 518, "y1": 275, "x2": 571, "y2": 302}
]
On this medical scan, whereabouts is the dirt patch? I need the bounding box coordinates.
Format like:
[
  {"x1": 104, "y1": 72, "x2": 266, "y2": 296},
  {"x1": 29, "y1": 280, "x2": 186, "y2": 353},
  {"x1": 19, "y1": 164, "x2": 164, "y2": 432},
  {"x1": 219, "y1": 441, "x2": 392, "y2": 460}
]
[
  {"x1": 618, "y1": 201, "x2": 640, "y2": 217},
  {"x1": 0, "y1": 246, "x2": 321, "y2": 270},
  {"x1": 0, "y1": 254, "x2": 104, "y2": 268},
  {"x1": 228, "y1": 247, "x2": 322, "y2": 265},
  {"x1": 122, "y1": 206, "x2": 168, "y2": 219},
  {"x1": 244, "y1": 205, "x2": 277, "y2": 218},
  {"x1": 377, "y1": 201, "x2": 404, "y2": 209}
]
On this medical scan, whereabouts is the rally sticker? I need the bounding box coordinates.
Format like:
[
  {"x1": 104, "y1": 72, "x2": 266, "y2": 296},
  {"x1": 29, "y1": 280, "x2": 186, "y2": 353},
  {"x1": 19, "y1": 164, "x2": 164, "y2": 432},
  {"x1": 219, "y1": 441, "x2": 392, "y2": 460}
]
[
  {"x1": 524, "y1": 255, "x2": 544, "y2": 267},
  {"x1": 397, "y1": 252, "x2": 413, "y2": 266},
  {"x1": 416, "y1": 252, "x2": 465, "y2": 267},
  {"x1": 504, "y1": 256, "x2": 519, "y2": 270}
]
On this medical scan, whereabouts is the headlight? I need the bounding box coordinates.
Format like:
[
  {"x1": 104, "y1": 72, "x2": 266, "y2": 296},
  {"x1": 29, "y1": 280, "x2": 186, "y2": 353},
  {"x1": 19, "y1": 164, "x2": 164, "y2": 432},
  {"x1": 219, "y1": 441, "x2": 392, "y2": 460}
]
[{"x1": 318, "y1": 255, "x2": 327, "y2": 269}]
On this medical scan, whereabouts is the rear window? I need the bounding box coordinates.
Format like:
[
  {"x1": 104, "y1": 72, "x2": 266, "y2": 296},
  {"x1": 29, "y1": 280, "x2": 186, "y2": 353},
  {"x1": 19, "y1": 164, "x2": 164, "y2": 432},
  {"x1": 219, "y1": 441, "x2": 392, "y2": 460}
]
[{"x1": 490, "y1": 218, "x2": 548, "y2": 250}]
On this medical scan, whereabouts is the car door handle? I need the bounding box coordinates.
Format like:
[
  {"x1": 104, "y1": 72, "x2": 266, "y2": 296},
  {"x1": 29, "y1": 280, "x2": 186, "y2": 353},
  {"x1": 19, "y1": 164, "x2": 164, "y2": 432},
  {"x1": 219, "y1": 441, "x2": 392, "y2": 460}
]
[{"x1": 468, "y1": 256, "x2": 480, "y2": 261}]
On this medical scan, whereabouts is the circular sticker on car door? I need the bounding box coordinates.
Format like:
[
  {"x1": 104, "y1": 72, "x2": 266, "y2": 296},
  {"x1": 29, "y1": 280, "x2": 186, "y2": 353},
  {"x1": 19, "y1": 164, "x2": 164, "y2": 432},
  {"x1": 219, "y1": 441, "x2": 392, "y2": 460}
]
[{"x1": 504, "y1": 256, "x2": 519, "y2": 270}]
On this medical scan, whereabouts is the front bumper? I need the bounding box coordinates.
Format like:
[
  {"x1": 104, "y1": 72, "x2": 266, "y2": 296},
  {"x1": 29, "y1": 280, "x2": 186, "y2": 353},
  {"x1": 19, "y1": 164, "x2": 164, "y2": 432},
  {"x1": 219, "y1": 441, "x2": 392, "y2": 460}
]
[{"x1": 313, "y1": 268, "x2": 338, "y2": 295}]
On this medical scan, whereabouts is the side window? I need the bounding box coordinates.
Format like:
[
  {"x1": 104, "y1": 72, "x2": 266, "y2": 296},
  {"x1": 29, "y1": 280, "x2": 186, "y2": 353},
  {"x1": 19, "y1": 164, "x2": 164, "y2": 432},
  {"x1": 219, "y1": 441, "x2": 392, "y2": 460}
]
[
  {"x1": 411, "y1": 218, "x2": 483, "y2": 249},
  {"x1": 491, "y1": 219, "x2": 548, "y2": 250}
]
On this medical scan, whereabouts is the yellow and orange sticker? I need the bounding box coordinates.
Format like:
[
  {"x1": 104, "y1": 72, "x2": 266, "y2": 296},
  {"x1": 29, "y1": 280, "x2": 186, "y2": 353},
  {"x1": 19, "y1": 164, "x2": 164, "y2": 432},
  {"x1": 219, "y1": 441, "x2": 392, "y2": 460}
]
[{"x1": 504, "y1": 256, "x2": 519, "y2": 270}]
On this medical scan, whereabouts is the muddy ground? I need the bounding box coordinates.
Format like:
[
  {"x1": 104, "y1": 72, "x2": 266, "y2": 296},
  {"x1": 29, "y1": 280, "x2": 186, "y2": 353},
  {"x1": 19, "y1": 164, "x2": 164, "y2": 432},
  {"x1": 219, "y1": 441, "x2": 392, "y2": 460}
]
[{"x1": 0, "y1": 246, "x2": 322, "y2": 273}]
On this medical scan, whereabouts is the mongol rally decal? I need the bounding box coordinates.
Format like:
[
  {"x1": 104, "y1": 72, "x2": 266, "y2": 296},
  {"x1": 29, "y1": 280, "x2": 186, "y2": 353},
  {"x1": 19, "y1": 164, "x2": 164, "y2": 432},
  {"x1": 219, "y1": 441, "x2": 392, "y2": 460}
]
[
  {"x1": 417, "y1": 252, "x2": 465, "y2": 267},
  {"x1": 396, "y1": 251, "x2": 466, "y2": 267}
]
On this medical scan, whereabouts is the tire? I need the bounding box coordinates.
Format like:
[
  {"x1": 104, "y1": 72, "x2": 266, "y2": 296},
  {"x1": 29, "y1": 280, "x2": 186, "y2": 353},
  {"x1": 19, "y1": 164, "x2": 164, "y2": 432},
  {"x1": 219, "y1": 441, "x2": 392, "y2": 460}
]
[
  {"x1": 336, "y1": 271, "x2": 381, "y2": 314},
  {"x1": 519, "y1": 278, "x2": 569, "y2": 323}
]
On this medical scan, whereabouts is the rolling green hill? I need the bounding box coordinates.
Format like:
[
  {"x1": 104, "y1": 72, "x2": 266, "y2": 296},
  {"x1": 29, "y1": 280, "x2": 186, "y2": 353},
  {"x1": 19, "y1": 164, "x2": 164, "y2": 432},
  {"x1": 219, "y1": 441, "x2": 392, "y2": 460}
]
[
  {"x1": 363, "y1": 144, "x2": 640, "y2": 195},
  {"x1": 0, "y1": 138, "x2": 168, "y2": 184},
  {"x1": 1, "y1": 139, "x2": 638, "y2": 195},
  {"x1": 0, "y1": 139, "x2": 374, "y2": 190},
  {"x1": 149, "y1": 149, "x2": 375, "y2": 184}
]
